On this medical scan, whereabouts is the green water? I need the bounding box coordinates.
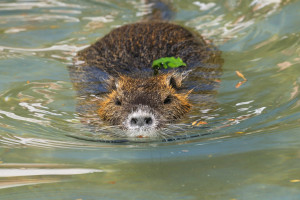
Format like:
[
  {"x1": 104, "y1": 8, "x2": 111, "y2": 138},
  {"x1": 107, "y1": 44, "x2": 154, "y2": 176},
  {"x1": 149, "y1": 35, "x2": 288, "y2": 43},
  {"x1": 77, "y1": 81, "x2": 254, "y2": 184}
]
[{"x1": 1, "y1": 0, "x2": 300, "y2": 199}]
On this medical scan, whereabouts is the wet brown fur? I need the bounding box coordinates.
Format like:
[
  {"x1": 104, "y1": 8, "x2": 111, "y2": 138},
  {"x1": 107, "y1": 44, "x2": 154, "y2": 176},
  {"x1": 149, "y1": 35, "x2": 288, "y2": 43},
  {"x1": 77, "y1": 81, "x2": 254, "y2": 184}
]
[
  {"x1": 77, "y1": 22, "x2": 219, "y2": 76},
  {"x1": 97, "y1": 73, "x2": 192, "y2": 128}
]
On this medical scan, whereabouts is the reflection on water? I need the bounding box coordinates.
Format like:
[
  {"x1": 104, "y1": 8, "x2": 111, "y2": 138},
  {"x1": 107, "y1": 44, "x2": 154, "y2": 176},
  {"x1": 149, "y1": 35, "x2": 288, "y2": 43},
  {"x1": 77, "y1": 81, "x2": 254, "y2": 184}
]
[
  {"x1": 0, "y1": 0, "x2": 300, "y2": 199},
  {"x1": 0, "y1": 168, "x2": 102, "y2": 177}
]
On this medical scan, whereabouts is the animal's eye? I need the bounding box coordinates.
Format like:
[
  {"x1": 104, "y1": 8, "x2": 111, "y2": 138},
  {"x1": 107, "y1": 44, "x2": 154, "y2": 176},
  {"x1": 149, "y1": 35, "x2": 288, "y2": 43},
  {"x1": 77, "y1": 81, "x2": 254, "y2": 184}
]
[
  {"x1": 115, "y1": 98, "x2": 122, "y2": 106},
  {"x1": 163, "y1": 95, "x2": 172, "y2": 104}
]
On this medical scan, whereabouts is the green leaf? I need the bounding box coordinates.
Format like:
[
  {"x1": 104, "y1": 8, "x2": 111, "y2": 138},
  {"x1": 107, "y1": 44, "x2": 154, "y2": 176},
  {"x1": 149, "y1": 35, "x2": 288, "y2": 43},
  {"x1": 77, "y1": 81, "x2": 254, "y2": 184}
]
[{"x1": 152, "y1": 57, "x2": 186, "y2": 70}]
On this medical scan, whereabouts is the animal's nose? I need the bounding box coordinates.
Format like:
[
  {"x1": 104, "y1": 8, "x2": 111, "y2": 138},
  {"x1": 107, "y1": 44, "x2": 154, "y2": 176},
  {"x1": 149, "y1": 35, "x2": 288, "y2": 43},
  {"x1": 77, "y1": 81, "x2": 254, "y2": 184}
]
[{"x1": 130, "y1": 116, "x2": 153, "y2": 127}]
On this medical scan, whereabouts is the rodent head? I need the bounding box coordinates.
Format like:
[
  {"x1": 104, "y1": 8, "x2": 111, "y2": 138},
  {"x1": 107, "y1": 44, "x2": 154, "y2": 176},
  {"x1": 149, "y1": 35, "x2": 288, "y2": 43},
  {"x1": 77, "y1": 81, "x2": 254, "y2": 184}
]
[{"x1": 98, "y1": 72, "x2": 192, "y2": 137}]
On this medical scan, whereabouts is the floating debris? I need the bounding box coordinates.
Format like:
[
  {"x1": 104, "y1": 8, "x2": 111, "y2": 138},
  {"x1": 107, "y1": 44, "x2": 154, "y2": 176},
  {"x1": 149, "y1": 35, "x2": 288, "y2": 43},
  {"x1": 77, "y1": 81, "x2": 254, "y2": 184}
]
[
  {"x1": 235, "y1": 71, "x2": 247, "y2": 88},
  {"x1": 290, "y1": 179, "x2": 300, "y2": 183},
  {"x1": 192, "y1": 120, "x2": 208, "y2": 126},
  {"x1": 236, "y1": 70, "x2": 247, "y2": 81}
]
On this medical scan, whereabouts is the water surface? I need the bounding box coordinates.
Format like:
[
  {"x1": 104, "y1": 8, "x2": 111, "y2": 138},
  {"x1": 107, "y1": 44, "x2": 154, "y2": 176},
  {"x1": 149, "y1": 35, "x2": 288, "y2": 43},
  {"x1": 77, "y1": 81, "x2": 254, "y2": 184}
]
[{"x1": 1, "y1": 0, "x2": 300, "y2": 199}]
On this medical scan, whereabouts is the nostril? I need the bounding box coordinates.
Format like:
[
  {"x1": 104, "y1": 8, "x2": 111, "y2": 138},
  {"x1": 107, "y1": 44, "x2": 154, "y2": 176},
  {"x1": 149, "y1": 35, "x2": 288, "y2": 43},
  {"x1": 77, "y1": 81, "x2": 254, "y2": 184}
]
[
  {"x1": 128, "y1": 115, "x2": 154, "y2": 128},
  {"x1": 144, "y1": 117, "x2": 153, "y2": 125},
  {"x1": 130, "y1": 118, "x2": 138, "y2": 125}
]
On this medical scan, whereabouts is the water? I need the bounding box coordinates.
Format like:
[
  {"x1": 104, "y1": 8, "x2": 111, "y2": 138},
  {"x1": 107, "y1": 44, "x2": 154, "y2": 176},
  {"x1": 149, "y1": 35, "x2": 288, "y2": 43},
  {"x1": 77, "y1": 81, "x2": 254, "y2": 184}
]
[{"x1": 0, "y1": 0, "x2": 300, "y2": 199}]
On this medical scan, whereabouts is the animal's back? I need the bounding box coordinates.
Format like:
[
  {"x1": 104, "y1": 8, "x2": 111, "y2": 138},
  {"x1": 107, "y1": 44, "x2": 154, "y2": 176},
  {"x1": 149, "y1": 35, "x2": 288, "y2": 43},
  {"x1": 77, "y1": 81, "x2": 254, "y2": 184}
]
[{"x1": 77, "y1": 22, "x2": 220, "y2": 77}]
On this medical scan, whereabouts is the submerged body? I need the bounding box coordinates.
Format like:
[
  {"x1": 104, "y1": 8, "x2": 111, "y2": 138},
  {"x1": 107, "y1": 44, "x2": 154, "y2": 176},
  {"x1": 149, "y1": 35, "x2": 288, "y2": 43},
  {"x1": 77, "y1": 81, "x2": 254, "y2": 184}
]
[{"x1": 69, "y1": 21, "x2": 223, "y2": 137}]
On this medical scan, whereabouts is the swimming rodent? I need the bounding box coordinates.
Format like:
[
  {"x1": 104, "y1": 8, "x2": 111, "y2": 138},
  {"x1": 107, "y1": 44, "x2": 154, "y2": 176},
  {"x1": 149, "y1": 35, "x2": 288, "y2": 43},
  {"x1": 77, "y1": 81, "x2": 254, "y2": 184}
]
[{"x1": 69, "y1": 0, "x2": 223, "y2": 138}]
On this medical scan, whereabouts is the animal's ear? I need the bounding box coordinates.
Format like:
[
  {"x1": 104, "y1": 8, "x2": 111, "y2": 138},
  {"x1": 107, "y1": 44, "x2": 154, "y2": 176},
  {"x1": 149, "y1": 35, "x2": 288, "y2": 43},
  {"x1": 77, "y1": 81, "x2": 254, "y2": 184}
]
[
  {"x1": 166, "y1": 71, "x2": 191, "y2": 89},
  {"x1": 105, "y1": 76, "x2": 119, "y2": 91}
]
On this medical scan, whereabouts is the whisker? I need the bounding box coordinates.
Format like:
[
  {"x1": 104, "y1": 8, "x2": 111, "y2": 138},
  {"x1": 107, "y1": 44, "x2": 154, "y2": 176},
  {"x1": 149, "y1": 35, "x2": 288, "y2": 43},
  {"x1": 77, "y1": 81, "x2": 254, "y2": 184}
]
[
  {"x1": 158, "y1": 133, "x2": 168, "y2": 140},
  {"x1": 160, "y1": 131, "x2": 177, "y2": 140},
  {"x1": 175, "y1": 123, "x2": 192, "y2": 127},
  {"x1": 167, "y1": 125, "x2": 186, "y2": 132}
]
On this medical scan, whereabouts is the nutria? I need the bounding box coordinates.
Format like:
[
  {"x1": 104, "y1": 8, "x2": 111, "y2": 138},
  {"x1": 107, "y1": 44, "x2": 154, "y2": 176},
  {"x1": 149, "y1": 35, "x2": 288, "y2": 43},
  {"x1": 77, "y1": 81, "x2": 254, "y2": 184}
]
[{"x1": 69, "y1": 0, "x2": 223, "y2": 138}]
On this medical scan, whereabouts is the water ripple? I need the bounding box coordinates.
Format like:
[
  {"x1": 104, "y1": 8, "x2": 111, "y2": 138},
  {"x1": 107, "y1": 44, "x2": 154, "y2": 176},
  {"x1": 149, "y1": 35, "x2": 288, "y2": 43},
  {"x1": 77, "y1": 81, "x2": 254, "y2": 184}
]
[{"x1": 0, "y1": 0, "x2": 83, "y2": 10}]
